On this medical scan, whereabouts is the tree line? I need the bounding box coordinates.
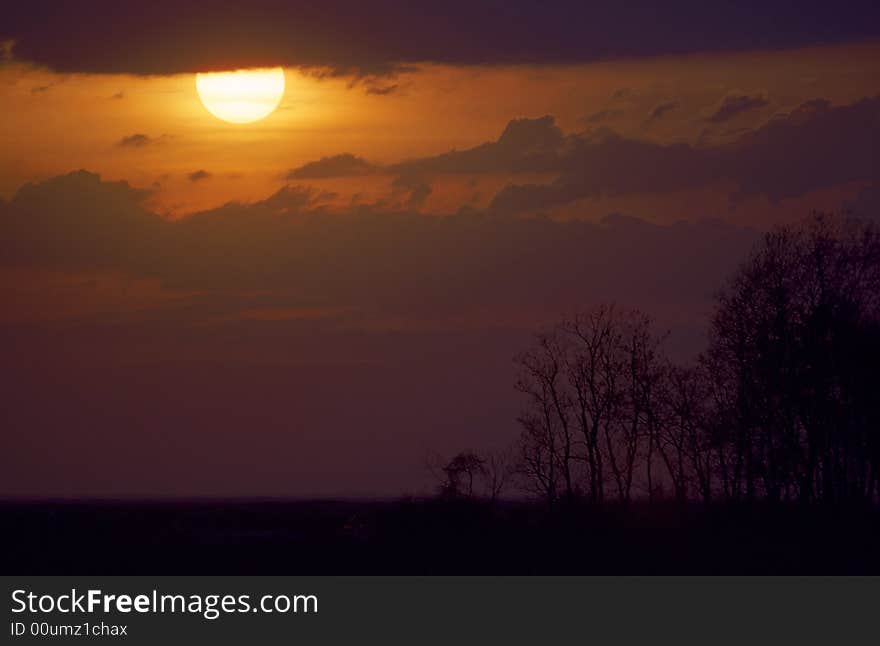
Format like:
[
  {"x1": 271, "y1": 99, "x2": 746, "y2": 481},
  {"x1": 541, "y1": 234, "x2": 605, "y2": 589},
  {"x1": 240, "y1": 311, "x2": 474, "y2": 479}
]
[{"x1": 437, "y1": 214, "x2": 880, "y2": 507}]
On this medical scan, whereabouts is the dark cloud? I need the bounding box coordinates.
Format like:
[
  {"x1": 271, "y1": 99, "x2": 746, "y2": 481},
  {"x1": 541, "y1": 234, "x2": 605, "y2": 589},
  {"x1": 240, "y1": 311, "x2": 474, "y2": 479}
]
[
  {"x1": 286, "y1": 154, "x2": 379, "y2": 179},
  {"x1": 188, "y1": 170, "x2": 212, "y2": 182},
  {"x1": 708, "y1": 94, "x2": 769, "y2": 123},
  {"x1": 648, "y1": 101, "x2": 680, "y2": 122},
  {"x1": 3, "y1": 1, "x2": 878, "y2": 75},
  {"x1": 488, "y1": 96, "x2": 880, "y2": 211},
  {"x1": 286, "y1": 115, "x2": 569, "y2": 180},
  {"x1": 726, "y1": 97, "x2": 880, "y2": 202},
  {"x1": 0, "y1": 170, "x2": 756, "y2": 315},
  {"x1": 0, "y1": 170, "x2": 157, "y2": 270},
  {"x1": 117, "y1": 133, "x2": 159, "y2": 148},
  {"x1": 283, "y1": 97, "x2": 880, "y2": 211},
  {"x1": 390, "y1": 115, "x2": 567, "y2": 176},
  {"x1": 489, "y1": 133, "x2": 714, "y2": 213}
]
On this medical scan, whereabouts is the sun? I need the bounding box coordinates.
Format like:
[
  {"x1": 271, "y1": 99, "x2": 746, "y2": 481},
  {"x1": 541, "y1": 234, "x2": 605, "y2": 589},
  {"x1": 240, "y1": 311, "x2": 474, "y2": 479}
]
[{"x1": 195, "y1": 67, "x2": 285, "y2": 124}]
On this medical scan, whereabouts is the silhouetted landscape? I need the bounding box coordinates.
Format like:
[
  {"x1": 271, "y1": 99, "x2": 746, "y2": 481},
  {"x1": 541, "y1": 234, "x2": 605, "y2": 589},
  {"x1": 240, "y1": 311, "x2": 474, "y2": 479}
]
[{"x1": 4, "y1": 213, "x2": 879, "y2": 574}]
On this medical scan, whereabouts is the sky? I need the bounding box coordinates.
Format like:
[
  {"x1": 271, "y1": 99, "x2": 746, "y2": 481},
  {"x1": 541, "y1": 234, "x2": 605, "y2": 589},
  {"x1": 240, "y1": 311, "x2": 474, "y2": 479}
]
[{"x1": 1, "y1": 1, "x2": 879, "y2": 497}]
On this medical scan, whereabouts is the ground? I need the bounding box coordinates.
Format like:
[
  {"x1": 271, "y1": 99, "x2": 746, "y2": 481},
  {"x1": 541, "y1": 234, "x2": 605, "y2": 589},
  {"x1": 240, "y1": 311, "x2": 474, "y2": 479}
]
[{"x1": 2, "y1": 499, "x2": 878, "y2": 574}]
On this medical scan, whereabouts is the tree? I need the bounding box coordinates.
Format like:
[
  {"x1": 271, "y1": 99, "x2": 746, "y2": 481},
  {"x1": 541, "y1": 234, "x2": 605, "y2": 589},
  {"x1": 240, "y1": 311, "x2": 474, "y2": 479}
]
[
  {"x1": 656, "y1": 364, "x2": 714, "y2": 503},
  {"x1": 439, "y1": 452, "x2": 487, "y2": 499},
  {"x1": 501, "y1": 213, "x2": 879, "y2": 509},
  {"x1": 515, "y1": 330, "x2": 576, "y2": 503},
  {"x1": 515, "y1": 305, "x2": 669, "y2": 505},
  {"x1": 431, "y1": 450, "x2": 513, "y2": 501},
  {"x1": 706, "y1": 213, "x2": 880, "y2": 505},
  {"x1": 561, "y1": 305, "x2": 619, "y2": 504}
]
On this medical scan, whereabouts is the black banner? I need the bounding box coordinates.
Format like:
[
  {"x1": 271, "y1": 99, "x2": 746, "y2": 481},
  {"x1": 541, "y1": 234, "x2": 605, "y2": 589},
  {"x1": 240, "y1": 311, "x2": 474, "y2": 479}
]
[{"x1": 3, "y1": 577, "x2": 878, "y2": 644}]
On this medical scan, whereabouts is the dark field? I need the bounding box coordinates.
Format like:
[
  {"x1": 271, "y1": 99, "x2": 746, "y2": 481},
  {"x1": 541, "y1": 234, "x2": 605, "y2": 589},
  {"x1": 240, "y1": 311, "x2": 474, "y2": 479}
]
[{"x1": 2, "y1": 500, "x2": 878, "y2": 575}]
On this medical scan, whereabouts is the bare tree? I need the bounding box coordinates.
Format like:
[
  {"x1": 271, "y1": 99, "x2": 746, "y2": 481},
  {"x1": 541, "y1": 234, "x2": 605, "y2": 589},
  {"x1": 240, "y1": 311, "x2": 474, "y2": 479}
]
[
  {"x1": 653, "y1": 364, "x2": 714, "y2": 503},
  {"x1": 561, "y1": 305, "x2": 620, "y2": 503},
  {"x1": 516, "y1": 401, "x2": 562, "y2": 506},
  {"x1": 515, "y1": 305, "x2": 669, "y2": 505},
  {"x1": 515, "y1": 330, "x2": 576, "y2": 504},
  {"x1": 483, "y1": 449, "x2": 513, "y2": 502},
  {"x1": 622, "y1": 312, "x2": 667, "y2": 502}
]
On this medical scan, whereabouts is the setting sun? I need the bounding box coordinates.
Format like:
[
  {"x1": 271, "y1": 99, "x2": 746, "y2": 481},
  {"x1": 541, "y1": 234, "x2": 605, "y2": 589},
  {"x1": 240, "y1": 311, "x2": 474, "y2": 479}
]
[{"x1": 195, "y1": 67, "x2": 286, "y2": 124}]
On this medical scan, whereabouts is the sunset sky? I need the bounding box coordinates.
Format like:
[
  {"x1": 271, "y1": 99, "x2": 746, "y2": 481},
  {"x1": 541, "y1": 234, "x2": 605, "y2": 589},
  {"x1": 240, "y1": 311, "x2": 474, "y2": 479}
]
[{"x1": 2, "y1": 1, "x2": 879, "y2": 497}]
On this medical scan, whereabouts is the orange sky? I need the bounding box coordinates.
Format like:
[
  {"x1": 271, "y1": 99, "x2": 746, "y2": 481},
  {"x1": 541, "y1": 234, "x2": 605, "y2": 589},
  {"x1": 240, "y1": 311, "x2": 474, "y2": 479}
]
[{"x1": 2, "y1": 41, "x2": 878, "y2": 218}]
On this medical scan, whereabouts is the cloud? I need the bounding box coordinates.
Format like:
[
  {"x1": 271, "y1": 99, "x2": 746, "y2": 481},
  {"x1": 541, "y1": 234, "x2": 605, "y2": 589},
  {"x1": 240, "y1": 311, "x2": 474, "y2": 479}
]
[
  {"x1": 286, "y1": 115, "x2": 568, "y2": 180},
  {"x1": 726, "y1": 97, "x2": 880, "y2": 202},
  {"x1": 281, "y1": 97, "x2": 879, "y2": 212},
  {"x1": 286, "y1": 154, "x2": 379, "y2": 179},
  {"x1": 391, "y1": 174, "x2": 432, "y2": 208},
  {"x1": 365, "y1": 83, "x2": 399, "y2": 96},
  {"x1": 708, "y1": 94, "x2": 769, "y2": 123},
  {"x1": 0, "y1": 170, "x2": 757, "y2": 316},
  {"x1": 648, "y1": 101, "x2": 679, "y2": 122},
  {"x1": 3, "y1": 1, "x2": 878, "y2": 75},
  {"x1": 0, "y1": 170, "x2": 158, "y2": 270},
  {"x1": 188, "y1": 170, "x2": 211, "y2": 182},
  {"x1": 117, "y1": 133, "x2": 161, "y2": 148},
  {"x1": 488, "y1": 133, "x2": 715, "y2": 212},
  {"x1": 488, "y1": 96, "x2": 880, "y2": 211},
  {"x1": 389, "y1": 115, "x2": 567, "y2": 176}
]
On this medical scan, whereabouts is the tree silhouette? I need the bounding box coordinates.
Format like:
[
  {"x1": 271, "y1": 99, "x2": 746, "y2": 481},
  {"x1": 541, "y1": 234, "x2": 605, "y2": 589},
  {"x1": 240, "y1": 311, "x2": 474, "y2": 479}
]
[
  {"x1": 442, "y1": 213, "x2": 879, "y2": 510},
  {"x1": 508, "y1": 213, "x2": 879, "y2": 508},
  {"x1": 440, "y1": 452, "x2": 487, "y2": 498},
  {"x1": 514, "y1": 305, "x2": 668, "y2": 505},
  {"x1": 706, "y1": 214, "x2": 880, "y2": 505},
  {"x1": 431, "y1": 450, "x2": 512, "y2": 501}
]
